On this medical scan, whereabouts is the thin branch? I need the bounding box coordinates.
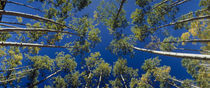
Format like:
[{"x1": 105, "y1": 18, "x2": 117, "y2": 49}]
[
  {"x1": 0, "y1": 28, "x2": 79, "y2": 36},
  {"x1": 6, "y1": 1, "x2": 43, "y2": 12},
  {"x1": 29, "y1": 69, "x2": 62, "y2": 87},
  {"x1": 133, "y1": 46, "x2": 210, "y2": 60},
  {"x1": 0, "y1": 41, "x2": 74, "y2": 48}
]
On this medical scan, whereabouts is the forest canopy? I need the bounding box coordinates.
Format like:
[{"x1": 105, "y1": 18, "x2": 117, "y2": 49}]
[{"x1": 0, "y1": 0, "x2": 209, "y2": 88}]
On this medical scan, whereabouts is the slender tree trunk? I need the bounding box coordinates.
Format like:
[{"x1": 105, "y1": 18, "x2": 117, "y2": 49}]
[
  {"x1": 0, "y1": 21, "x2": 29, "y2": 26},
  {"x1": 0, "y1": 0, "x2": 7, "y2": 21},
  {"x1": 133, "y1": 46, "x2": 210, "y2": 60},
  {"x1": 85, "y1": 72, "x2": 92, "y2": 88},
  {"x1": 175, "y1": 48, "x2": 210, "y2": 53},
  {"x1": 0, "y1": 28, "x2": 79, "y2": 36},
  {"x1": 163, "y1": 39, "x2": 210, "y2": 43},
  {"x1": 116, "y1": 0, "x2": 126, "y2": 18},
  {"x1": 6, "y1": 1, "x2": 43, "y2": 12},
  {"x1": 0, "y1": 24, "x2": 18, "y2": 28},
  {"x1": 0, "y1": 10, "x2": 72, "y2": 29},
  {"x1": 29, "y1": 69, "x2": 62, "y2": 87},
  {"x1": 120, "y1": 74, "x2": 128, "y2": 88},
  {"x1": 0, "y1": 65, "x2": 30, "y2": 72},
  {"x1": 152, "y1": 0, "x2": 169, "y2": 10},
  {"x1": 97, "y1": 72, "x2": 102, "y2": 88},
  {"x1": 167, "y1": 80, "x2": 181, "y2": 88},
  {"x1": 0, "y1": 68, "x2": 35, "y2": 78},
  {"x1": 169, "y1": 77, "x2": 200, "y2": 88},
  {"x1": 112, "y1": 0, "x2": 126, "y2": 28},
  {"x1": 155, "y1": 15, "x2": 210, "y2": 29},
  {"x1": 0, "y1": 75, "x2": 26, "y2": 83},
  {"x1": 0, "y1": 41, "x2": 73, "y2": 48},
  {"x1": 171, "y1": 0, "x2": 189, "y2": 7}
]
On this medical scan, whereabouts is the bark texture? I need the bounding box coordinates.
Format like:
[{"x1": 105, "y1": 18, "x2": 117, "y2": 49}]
[{"x1": 133, "y1": 46, "x2": 210, "y2": 60}]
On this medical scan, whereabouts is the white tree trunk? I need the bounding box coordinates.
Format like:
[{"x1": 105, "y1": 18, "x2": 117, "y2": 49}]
[
  {"x1": 120, "y1": 74, "x2": 128, "y2": 88},
  {"x1": 0, "y1": 28, "x2": 79, "y2": 36},
  {"x1": 156, "y1": 15, "x2": 210, "y2": 29},
  {"x1": 0, "y1": 65, "x2": 30, "y2": 72},
  {"x1": 7, "y1": 1, "x2": 43, "y2": 12},
  {"x1": 0, "y1": 41, "x2": 73, "y2": 48},
  {"x1": 0, "y1": 10, "x2": 72, "y2": 29},
  {"x1": 169, "y1": 77, "x2": 200, "y2": 88},
  {"x1": 163, "y1": 39, "x2": 210, "y2": 43},
  {"x1": 85, "y1": 72, "x2": 92, "y2": 88},
  {"x1": 133, "y1": 46, "x2": 210, "y2": 60},
  {"x1": 29, "y1": 69, "x2": 62, "y2": 87},
  {"x1": 97, "y1": 73, "x2": 102, "y2": 88},
  {"x1": 0, "y1": 24, "x2": 18, "y2": 28},
  {"x1": 152, "y1": 0, "x2": 169, "y2": 10},
  {"x1": 0, "y1": 75, "x2": 26, "y2": 83}
]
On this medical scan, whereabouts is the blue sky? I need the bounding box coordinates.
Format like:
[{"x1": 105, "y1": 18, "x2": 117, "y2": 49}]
[{"x1": 2, "y1": 0, "x2": 203, "y2": 87}]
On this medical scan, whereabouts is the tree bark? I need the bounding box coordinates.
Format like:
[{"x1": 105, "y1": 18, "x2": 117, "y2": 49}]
[
  {"x1": 97, "y1": 72, "x2": 102, "y2": 88},
  {"x1": 0, "y1": 75, "x2": 26, "y2": 83},
  {"x1": 133, "y1": 46, "x2": 210, "y2": 60},
  {"x1": 0, "y1": 21, "x2": 29, "y2": 26},
  {"x1": 0, "y1": 24, "x2": 18, "y2": 28},
  {"x1": 171, "y1": 0, "x2": 189, "y2": 7},
  {"x1": 85, "y1": 72, "x2": 92, "y2": 88},
  {"x1": 116, "y1": 0, "x2": 126, "y2": 18},
  {"x1": 6, "y1": 1, "x2": 43, "y2": 12},
  {"x1": 0, "y1": 10, "x2": 73, "y2": 29},
  {"x1": 120, "y1": 74, "x2": 128, "y2": 88},
  {"x1": 169, "y1": 77, "x2": 200, "y2": 88},
  {"x1": 152, "y1": 0, "x2": 169, "y2": 10},
  {"x1": 156, "y1": 15, "x2": 210, "y2": 29},
  {"x1": 113, "y1": 0, "x2": 126, "y2": 27},
  {"x1": 0, "y1": 28, "x2": 79, "y2": 36},
  {"x1": 0, "y1": 41, "x2": 73, "y2": 48},
  {"x1": 0, "y1": 68, "x2": 35, "y2": 78},
  {"x1": 175, "y1": 48, "x2": 210, "y2": 53},
  {"x1": 0, "y1": 65, "x2": 30, "y2": 72},
  {"x1": 29, "y1": 69, "x2": 62, "y2": 87}
]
